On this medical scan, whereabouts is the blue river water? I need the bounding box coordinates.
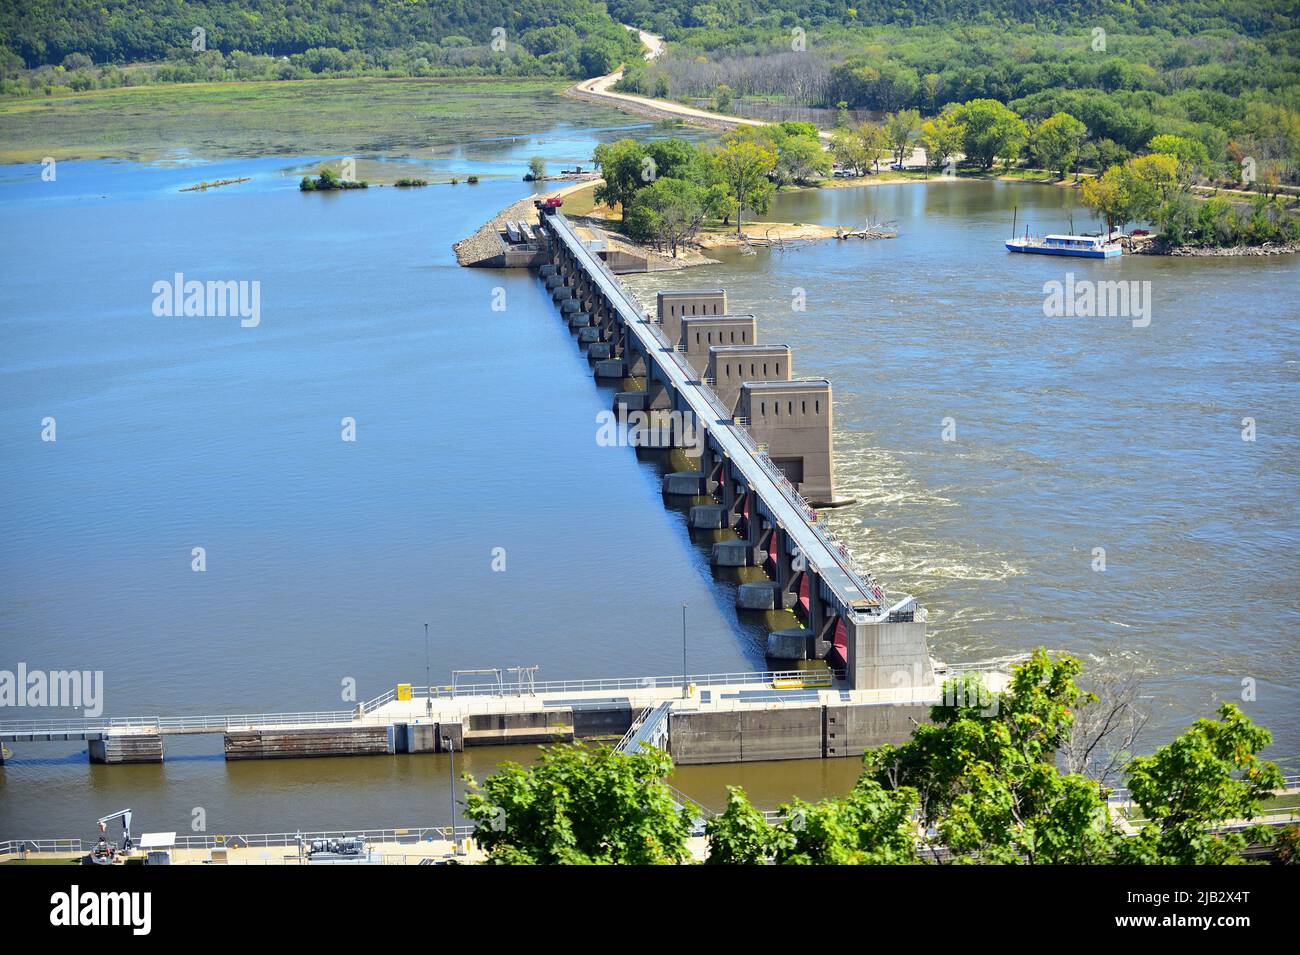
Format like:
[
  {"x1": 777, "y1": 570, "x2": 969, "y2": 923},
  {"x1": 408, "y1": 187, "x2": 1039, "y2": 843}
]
[{"x1": 0, "y1": 126, "x2": 1296, "y2": 838}]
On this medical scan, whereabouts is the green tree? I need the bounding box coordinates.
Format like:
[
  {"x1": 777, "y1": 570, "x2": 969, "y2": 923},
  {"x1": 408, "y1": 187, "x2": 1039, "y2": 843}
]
[
  {"x1": 528, "y1": 155, "x2": 547, "y2": 180},
  {"x1": 1081, "y1": 165, "x2": 1130, "y2": 236},
  {"x1": 593, "y1": 138, "x2": 648, "y2": 222},
  {"x1": 918, "y1": 108, "x2": 965, "y2": 171},
  {"x1": 865, "y1": 651, "x2": 1119, "y2": 864},
  {"x1": 463, "y1": 743, "x2": 694, "y2": 865},
  {"x1": 705, "y1": 780, "x2": 918, "y2": 865},
  {"x1": 885, "y1": 108, "x2": 921, "y2": 167},
  {"x1": 1120, "y1": 152, "x2": 1179, "y2": 223},
  {"x1": 577, "y1": 39, "x2": 617, "y2": 78},
  {"x1": 953, "y1": 98, "x2": 1028, "y2": 170},
  {"x1": 856, "y1": 120, "x2": 890, "y2": 173},
  {"x1": 716, "y1": 134, "x2": 776, "y2": 235},
  {"x1": 775, "y1": 132, "x2": 832, "y2": 184},
  {"x1": 771, "y1": 779, "x2": 919, "y2": 865},
  {"x1": 1031, "y1": 112, "x2": 1087, "y2": 179},
  {"x1": 704, "y1": 786, "x2": 778, "y2": 864},
  {"x1": 1147, "y1": 134, "x2": 1211, "y2": 188},
  {"x1": 1118, "y1": 704, "x2": 1283, "y2": 865},
  {"x1": 625, "y1": 176, "x2": 725, "y2": 256}
]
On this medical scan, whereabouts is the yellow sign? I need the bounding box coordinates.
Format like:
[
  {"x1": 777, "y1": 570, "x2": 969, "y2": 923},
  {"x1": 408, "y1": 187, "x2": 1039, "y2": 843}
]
[
  {"x1": 396, "y1": 683, "x2": 413, "y2": 701},
  {"x1": 773, "y1": 675, "x2": 833, "y2": 690}
]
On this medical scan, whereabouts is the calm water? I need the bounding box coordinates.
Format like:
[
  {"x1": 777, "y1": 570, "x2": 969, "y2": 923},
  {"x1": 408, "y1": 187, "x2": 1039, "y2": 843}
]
[{"x1": 1, "y1": 149, "x2": 1296, "y2": 837}]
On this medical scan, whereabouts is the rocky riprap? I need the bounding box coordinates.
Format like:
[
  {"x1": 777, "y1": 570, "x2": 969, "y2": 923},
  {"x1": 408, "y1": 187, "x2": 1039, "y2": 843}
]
[{"x1": 452, "y1": 196, "x2": 541, "y2": 267}]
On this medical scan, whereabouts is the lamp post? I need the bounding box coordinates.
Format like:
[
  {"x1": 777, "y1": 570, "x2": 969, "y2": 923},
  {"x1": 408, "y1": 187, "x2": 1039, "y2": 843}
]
[
  {"x1": 681, "y1": 602, "x2": 688, "y2": 698},
  {"x1": 423, "y1": 622, "x2": 431, "y2": 715},
  {"x1": 442, "y1": 734, "x2": 457, "y2": 855}
]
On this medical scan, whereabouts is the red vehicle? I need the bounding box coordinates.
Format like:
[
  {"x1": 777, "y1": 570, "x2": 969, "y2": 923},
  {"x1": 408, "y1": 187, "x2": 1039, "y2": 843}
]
[{"x1": 534, "y1": 197, "x2": 564, "y2": 214}]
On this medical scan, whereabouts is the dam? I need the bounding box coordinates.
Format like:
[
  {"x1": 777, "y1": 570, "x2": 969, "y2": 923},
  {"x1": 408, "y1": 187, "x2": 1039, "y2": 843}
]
[
  {"x1": 536, "y1": 206, "x2": 934, "y2": 689},
  {"x1": 0, "y1": 206, "x2": 954, "y2": 771}
]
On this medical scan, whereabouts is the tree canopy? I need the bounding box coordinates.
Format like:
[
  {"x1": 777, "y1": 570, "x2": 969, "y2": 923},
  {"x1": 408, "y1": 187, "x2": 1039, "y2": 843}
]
[{"x1": 463, "y1": 742, "x2": 694, "y2": 864}]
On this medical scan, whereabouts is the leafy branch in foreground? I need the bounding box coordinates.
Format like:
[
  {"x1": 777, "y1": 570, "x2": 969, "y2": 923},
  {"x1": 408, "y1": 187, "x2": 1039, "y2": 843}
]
[
  {"x1": 463, "y1": 742, "x2": 693, "y2": 864},
  {"x1": 708, "y1": 651, "x2": 1283, "y2": 865}
]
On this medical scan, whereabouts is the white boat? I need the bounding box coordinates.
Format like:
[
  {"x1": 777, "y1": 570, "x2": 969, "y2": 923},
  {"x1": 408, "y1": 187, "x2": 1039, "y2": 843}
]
[{"x1": 1006, "y1": 232, "x2": 1122, "y2": 258}]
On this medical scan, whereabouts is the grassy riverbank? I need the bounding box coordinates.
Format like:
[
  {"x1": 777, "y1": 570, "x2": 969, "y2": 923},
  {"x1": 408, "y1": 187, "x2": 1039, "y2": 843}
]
[{"x1": 0, "y1": 77, "x2": 632, "y2": 164}]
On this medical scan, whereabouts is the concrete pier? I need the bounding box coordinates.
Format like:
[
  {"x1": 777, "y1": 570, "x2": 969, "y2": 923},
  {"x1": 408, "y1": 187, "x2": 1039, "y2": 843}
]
[
  {"x1": 707, "y1": 344, "x2": 793, "y2": 411},
  {"x1": 737, "y1": 581, "x2": 778, "y2": 611},
  {"x1": 712, "y1": 539, "x2": 757, "y2": 567},
  {"x1": 657, "y1": 289, "x2": 727, "y2": 346},
  {"x1": 688, "y1": 504, "x2": 728, "y2": 529},
  {"x1": 89, "y1": 733, "x2": 164, "y2": 764},
  {"x1": 736, "y1": 379, "x2": 836, "y2": 506},
  {"x1": 680, "y1": 315, "x2": 757, "y2": 374},
  {"x1": 663, "y1": 471, "x2": 706, "y2": 496},
  {"x1": 224, "y1": 726, "x2": 390, "y2": 760},
  {"x1": 766, "y1": 628, "x2": 811, "y2": 660}
]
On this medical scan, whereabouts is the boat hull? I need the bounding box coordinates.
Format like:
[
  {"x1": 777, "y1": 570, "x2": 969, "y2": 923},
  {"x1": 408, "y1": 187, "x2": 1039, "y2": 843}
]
[{"x1": 1005, "y1": 241, "x2": 1121, "y2": 258}]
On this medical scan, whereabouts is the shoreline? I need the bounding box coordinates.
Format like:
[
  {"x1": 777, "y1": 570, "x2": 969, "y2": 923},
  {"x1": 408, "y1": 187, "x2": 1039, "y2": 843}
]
[
  {"x1": 455, "y1": 172, "x2": 1112, "y2": 268},
  {"x1": 1130, "y1": 239, "x2": 1300, "y2": 257},
  {"x1": 457, "y1": 174, "x2": 1298, "y2": 267}
]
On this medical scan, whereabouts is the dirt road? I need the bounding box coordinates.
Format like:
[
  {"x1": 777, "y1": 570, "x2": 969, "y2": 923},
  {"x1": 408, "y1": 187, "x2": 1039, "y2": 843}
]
[{"x1": 567, "y1": 28, "x2": 929, "y2": 166}]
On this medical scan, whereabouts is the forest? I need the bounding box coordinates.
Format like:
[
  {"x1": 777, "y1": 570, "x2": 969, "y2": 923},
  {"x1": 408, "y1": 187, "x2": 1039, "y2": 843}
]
[
  {"x1": 605, "y1": 0, "x2": 1296, "y2": 37},
  {"x1": 613, "y1": 3, "x2": 1298, "y2": 188},
  {"x1": 0, "y1": 0, "x2": 643, "y2": 83}
]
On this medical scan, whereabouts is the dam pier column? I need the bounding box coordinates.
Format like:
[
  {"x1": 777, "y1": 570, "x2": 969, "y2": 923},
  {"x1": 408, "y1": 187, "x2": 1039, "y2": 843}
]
[{"x1": 844, "y1": 614, "x2": 935, "y2": 692}]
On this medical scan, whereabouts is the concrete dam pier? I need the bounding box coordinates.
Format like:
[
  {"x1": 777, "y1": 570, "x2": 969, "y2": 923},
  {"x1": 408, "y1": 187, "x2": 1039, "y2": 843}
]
[{"x1": 536, "y1": 209, "x2": 935, "y2": 685}]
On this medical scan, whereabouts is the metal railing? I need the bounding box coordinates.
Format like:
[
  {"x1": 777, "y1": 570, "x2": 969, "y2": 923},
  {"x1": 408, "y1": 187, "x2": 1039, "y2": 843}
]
[
  {"x1": 1107, "y1": 774, "x2": 1300, "y2": 807},
  {"x1": 0, "y1": 670, "x2": 846, "y2": 738},
  {"x1": 616, "y1": 707, "x2": 653, "y2": 752},
  {"x1": 0, "y1": 708, "x2": 362, "y2": 738},
  {"x1": 421, "y1": 668, "x2": 843, "y2": 699},
  {"x1": 170, "y1": 825, "x2": 478, "y2": 850},
  {"x1": 0, "y1": 838, "x2": 85, "y2": 856},
  {"x1": 0, "y1": 827, "x2": 480, "y2": 859}
]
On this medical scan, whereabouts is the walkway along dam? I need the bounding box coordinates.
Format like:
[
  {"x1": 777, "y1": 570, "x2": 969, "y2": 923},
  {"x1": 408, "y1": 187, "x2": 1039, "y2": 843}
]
[{"x1": 0, "y1": 210, "x2": 954, "y2": 771}]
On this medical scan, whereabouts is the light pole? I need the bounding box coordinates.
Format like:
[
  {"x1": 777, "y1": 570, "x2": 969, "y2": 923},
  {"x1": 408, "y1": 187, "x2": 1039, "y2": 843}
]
[
  {"x1": 681, "y1": 602, "x2": 688, "y2": 698},
  {"x1": 423, "y1": 622, "x2": 431, "y2": 715},
  {"x1": 442, "y1": 734, "x2": 457, "y2": 855}
]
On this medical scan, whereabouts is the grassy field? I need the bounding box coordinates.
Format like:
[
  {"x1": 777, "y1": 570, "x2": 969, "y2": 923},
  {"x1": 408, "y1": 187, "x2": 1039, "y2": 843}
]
[{"x1": 0, "y1": 78, "x2": 635, "y2": 164}]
